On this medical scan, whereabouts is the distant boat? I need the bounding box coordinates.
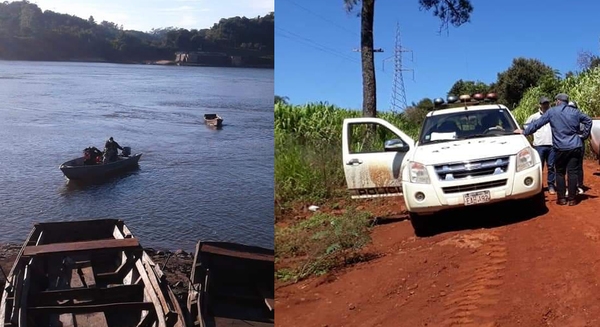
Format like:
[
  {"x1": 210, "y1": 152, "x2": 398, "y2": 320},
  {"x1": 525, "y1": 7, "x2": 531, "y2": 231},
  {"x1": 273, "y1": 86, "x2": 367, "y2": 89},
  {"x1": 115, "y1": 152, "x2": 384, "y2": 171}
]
[
  {"x1": 203, "y1": 114, "x2": 223, "y2": 128},
  {"x1": 187, "y1": 241, "x2": 274, "y2": 327},
  {"x1": 59, "y1": 152, "x2": 142, "y2": 181},
  {"x1": 0, "y1": 219, "x2": 186, "y2": 327}
]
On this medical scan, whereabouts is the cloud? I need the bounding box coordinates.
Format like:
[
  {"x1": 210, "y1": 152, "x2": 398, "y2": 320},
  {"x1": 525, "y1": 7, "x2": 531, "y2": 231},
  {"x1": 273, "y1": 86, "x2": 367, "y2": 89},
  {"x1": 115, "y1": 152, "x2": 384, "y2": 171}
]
[
  {"x1": 179, "y1": 14, "x2": 199, "y2": 28},
  {"x1": 247, "y1": 0, "x2": 274, "y2": 12},
  {"x1": 163, "y1": 6, "x2": 210, "y2": 12}
]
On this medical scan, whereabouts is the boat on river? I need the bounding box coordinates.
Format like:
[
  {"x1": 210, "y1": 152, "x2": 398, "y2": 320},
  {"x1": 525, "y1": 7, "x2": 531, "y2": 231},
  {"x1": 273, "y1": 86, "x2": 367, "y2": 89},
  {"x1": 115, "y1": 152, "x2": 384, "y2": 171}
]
[
  {"x1": 187, "y1": 241, "x2": 274, "y2": 327},
  {"x1": 203, "y1": 114, "x2": 223, "y2": 128},
  {"x1": 0, "y1": 219, "x2": 185, "y2": 327},
  {"x1": 59, "y1": 151, "x2": 142, "y2": 181}
]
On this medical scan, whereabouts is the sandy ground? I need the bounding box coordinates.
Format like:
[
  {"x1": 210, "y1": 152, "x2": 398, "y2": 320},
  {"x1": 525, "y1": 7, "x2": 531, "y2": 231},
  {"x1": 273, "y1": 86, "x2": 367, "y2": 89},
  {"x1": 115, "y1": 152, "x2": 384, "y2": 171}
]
[{"x1": 277, "y1": 160, "x2": 600, "y2": 327}]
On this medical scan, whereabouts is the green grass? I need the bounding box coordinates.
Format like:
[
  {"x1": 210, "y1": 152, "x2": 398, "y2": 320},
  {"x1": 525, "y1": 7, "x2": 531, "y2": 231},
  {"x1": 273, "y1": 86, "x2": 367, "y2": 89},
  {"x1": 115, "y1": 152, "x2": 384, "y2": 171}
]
[{"x1": 275, "y1": 208, "x2": 373, "y2": 282}]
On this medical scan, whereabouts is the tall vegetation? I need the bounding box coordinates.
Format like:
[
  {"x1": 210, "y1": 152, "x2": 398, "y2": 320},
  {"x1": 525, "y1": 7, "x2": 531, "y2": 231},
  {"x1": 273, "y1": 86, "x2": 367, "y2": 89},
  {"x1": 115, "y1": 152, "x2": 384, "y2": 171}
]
[
  {"x1": 0, "y1": 1, "x2": 273, "y2": 62},
  {"x1": 275, "y1": 102, "x2": 420, "y2": 212},
  {"x1": 342, "y1": 0, "x2": 473, "y2": 118},
  {"x1": 513, "y1": 66, "x2": 600, "y2": 125}
]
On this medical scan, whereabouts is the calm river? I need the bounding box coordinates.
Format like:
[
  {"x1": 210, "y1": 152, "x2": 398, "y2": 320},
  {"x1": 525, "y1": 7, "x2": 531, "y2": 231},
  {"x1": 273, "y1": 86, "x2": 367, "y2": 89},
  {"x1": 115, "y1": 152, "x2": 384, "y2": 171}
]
[{"x1": 0, "y1": 61, "x2": 274, "y2": 251}]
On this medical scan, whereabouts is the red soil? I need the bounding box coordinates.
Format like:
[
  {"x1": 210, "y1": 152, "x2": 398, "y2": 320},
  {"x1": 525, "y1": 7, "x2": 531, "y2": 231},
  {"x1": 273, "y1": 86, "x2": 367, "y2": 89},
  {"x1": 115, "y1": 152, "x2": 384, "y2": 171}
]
[{"x1": 277, "y1": 160, "x2": 600, "y2": 327}]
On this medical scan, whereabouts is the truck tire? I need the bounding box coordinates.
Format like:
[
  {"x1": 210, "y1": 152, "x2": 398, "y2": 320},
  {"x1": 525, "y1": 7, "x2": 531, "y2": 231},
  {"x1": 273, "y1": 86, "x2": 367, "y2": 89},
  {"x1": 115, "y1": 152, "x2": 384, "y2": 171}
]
[
  {"x1": 524, "y1": 191, "x2": 546, "y2": 216},
  {"x1": 409, "y1": 212, "x2": 430, "y2": 237}
]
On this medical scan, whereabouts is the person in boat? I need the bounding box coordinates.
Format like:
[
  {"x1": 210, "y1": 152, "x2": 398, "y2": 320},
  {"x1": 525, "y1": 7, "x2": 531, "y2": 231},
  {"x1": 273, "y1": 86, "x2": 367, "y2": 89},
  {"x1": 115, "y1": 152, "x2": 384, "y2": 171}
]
[
  {"x1": 83, "y1": 147, "x2": 102, "y2": 165},
  {"x1": 103, "y1": 137, "x2": 123, "y2": 163}
]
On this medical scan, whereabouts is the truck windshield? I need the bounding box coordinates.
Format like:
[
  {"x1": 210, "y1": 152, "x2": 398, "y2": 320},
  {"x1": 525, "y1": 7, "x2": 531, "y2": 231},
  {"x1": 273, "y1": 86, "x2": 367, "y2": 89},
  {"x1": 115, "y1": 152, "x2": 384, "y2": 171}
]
[{"x1": 419, "y1": 109, "x2": 518, "y2": 145}]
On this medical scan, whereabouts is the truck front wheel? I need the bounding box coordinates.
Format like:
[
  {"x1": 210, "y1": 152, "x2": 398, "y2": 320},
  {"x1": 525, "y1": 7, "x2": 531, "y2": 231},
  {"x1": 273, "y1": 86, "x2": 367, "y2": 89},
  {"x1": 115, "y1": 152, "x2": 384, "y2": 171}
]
[
  {"x1": 409, "y1": 212, "x2": 430, "y2": 237},
  {"x1": 523, "y1": 191, "x2": 546, "y2": 216}
]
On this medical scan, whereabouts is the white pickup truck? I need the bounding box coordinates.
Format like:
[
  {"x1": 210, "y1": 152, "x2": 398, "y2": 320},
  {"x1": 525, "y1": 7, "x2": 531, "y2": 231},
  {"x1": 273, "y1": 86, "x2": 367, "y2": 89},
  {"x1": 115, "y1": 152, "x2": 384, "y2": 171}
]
[{"x1": 342, "y1": 101, "x2": 543, "y2": 235}]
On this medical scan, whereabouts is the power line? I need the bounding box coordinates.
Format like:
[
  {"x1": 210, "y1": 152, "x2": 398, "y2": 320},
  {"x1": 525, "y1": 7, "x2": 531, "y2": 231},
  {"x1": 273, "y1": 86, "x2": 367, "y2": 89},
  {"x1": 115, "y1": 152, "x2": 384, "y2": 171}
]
[
  {"x1": 281, "y1": 0, "x2": 359, "y2": 37},
  {"x1": 276, "y1": 27, "x2": 360, "y2": 63},
  {"x1": 276, "y1": 32, "x2": 355, "y2": 63},
  {"x1": 276, "y1": 32, "x2": 359, "y2": 64}
]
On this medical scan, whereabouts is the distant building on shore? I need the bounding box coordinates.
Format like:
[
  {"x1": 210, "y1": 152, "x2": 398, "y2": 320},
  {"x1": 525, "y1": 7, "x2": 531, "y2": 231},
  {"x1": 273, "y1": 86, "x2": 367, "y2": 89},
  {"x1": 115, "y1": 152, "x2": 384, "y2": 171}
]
[{"x1": 175, "y1": 51, "x2": 231, "y2": 66}]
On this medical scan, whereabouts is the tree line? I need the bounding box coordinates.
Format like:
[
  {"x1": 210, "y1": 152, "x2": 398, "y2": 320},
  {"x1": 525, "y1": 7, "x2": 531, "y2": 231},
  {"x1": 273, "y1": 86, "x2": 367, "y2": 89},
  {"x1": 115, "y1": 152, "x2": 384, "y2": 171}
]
[
  {"x1": 0, "y1": 0, "x2": 274, "y2": 63},
  {"x1": 403, "y1": 55, "x2": 599, "y2": 127}
]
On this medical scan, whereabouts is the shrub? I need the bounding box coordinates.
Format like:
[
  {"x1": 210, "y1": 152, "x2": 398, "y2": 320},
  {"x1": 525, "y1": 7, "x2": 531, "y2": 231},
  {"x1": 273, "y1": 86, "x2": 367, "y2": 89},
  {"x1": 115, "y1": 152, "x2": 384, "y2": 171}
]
[{"x1": 275, "y1": 208, "x2": 373, "y2": 281}]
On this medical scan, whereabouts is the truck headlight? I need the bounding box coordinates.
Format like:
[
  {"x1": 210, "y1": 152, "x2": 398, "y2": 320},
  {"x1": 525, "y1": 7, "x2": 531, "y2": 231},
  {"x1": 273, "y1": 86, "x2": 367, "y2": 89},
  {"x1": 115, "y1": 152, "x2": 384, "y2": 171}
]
[
  {"x1": 516, "y1": 147, "x2": 535, "y2": 172},
  {"x1": 409, "y1": 161, "x2": 430, "y2": 184}
]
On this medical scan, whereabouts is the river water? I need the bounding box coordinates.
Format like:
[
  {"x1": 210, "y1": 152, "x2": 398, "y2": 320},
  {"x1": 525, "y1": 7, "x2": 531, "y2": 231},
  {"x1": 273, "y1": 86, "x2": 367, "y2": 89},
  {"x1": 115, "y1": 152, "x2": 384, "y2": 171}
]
[{"x1": 0, "y1": 60, "x2": 274, "y2": 251}]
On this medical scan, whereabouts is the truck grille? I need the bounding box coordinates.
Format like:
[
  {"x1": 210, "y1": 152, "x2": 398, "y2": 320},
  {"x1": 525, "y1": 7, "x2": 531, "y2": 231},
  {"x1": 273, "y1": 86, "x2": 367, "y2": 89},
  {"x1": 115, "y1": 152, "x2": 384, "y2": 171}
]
[
  {"x1": 442, "y1": 179, "x2": 508, "y2": 194},
  {"x1": 434, "y1": 156, "x2": 510, "y2": 181}
]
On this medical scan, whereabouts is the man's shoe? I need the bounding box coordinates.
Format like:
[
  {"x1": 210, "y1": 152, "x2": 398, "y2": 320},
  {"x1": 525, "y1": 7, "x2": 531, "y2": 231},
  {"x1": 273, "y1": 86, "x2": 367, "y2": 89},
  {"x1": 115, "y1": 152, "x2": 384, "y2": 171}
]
[
  {"x1": 568, "y1": 199, "x2": 577, "y2": 206},
  {"x1": 557, "y1": 198, "x2": 567, "y2": 205},
  {"x1": 548, "y1": 187, "x2": 556, "y2": 195},
  {"x1": 578, "y1": 187, "x2": 584, "y2": 195}
]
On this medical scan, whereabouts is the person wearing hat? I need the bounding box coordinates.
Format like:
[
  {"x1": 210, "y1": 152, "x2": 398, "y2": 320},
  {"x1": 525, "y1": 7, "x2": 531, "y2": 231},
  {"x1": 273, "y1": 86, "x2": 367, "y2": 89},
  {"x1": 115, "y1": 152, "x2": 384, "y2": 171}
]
[
  {"x1": 524, "y1": 96, "x2": 556, "y2": 194},
  {"x1": 517, "y1": 93, "x2": 592, "y2": 205},
  {"x1": 103, "y1": 136, "x2": 123, "y2": 163}
]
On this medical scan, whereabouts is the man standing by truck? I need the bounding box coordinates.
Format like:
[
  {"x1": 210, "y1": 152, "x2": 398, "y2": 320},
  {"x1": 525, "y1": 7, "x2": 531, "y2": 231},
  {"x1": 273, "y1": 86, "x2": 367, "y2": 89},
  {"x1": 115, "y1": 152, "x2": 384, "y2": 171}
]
[
  {"x1": 519, "y1": 94, "x2": 592, "y2": 206},
  {"x1": 524, "y1": 97, "x2": 556, "y2": 194},
  {"x1": 569, "y1": 100, "x2": 587, "y2": 194}
]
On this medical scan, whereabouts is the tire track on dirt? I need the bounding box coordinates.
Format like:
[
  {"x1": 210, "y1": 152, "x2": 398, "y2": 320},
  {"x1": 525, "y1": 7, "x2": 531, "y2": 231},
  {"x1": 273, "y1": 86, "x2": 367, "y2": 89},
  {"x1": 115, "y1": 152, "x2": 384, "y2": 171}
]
[{"x1": 437, "y1": 233, "x2": 507, "y2": 326}]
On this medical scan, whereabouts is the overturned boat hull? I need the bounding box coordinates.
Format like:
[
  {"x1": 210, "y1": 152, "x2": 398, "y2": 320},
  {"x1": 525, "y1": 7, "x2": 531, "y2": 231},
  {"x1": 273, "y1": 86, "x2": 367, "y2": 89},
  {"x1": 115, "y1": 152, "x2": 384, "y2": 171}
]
[
  {"x1": 187, "y1": 241, "x2": 274, "y2": 327},
  {"x1": 60, "y1": 154, "x2": 142, "y2": 180},
  {"x1": 0, "y1": 219, "x2": 185, "y2": 327}
]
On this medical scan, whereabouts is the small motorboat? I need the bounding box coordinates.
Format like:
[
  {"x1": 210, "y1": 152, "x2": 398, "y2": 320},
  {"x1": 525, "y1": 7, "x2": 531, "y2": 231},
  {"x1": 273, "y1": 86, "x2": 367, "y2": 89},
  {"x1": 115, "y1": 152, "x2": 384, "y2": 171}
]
[
  {"x1": 187, "y1": 241, "x2": 274, "y2": 327},
  {"x1": 203, "y1": 114, "x2": 223, "y2": 128},
  {"x1": 0, "y1": 219, "x2": 185, "y2": 327},
  {"x1": 60, "y1": 147, "x2": 142, "y2": 181}
]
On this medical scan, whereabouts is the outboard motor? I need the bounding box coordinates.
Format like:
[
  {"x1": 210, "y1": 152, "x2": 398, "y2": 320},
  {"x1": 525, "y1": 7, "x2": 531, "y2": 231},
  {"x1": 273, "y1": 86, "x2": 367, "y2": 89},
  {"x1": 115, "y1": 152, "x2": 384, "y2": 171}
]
[{"x1": 122, "y1": 147, "x2": 131, "y2": 157}]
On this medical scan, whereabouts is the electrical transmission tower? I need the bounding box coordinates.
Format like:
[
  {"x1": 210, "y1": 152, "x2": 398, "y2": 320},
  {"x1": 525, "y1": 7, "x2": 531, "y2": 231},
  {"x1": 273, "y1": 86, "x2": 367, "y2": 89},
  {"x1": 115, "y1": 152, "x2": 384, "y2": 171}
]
[{"x1": 383, "y1": 23, "x2": 413, "y2": 112}]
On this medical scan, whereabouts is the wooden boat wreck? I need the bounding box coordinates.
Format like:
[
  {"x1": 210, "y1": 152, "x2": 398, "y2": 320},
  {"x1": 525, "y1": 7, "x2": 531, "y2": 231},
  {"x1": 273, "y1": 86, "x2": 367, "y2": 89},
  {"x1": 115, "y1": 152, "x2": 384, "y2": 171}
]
[
  {"x1": 60, "y1": 154, "x2": 142, "y2": 181},
  {"x1": 187, "y1": 241, "x2": 274, "y2": 327},
  {"x1": 203, "y1": 114, "x2": 223, "y2": 128},
  {"x1": 0, "y1": 219, "x2": 185, "y2": 327}
]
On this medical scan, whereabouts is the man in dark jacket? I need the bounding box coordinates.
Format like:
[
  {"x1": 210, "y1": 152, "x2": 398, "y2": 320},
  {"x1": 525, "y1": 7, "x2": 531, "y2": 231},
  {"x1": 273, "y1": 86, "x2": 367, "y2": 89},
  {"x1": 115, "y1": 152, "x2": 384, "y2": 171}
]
[
  {"x1": 569, "y1": 100, "x2": 587, "y2": 194},
  {"x1": 103, "y1": 137, "x2": 123, "y2": 163},
  {"x1": 518, "y1": 94, "x2": 592, "y2": 205}
]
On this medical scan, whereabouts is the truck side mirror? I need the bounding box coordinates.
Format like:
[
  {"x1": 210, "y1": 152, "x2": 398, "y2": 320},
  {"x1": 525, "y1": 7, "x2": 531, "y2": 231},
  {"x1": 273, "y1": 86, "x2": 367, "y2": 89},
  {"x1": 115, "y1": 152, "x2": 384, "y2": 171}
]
[{"x1": 384, "y1": 139, "x2": 409, "y2": 152}]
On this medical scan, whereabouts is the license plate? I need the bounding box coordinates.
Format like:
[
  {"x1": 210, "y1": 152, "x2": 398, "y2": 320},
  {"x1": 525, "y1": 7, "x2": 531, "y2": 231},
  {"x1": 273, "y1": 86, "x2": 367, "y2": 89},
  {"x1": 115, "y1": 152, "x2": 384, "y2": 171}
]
[{"x1": 463, "y1": 191, "x2": 491, "y2": 206}]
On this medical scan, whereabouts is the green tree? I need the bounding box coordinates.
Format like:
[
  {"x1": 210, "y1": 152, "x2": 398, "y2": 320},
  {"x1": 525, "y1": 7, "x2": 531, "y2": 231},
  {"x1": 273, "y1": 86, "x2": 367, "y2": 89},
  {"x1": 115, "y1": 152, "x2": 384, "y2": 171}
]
[
  {"x1": 577, "y1": 50, "x2": 600, "y2": 71},
  {"x1": 448, "y1": 79, "x2": 489, "y2": 97},
  {"x1": 343, "y1": 0, "x2": 473, "y2": 118},
  {"x1": 495, "y1": 58, "x2": 555, "y2": 108},
  {"x1": 404, "y1": 98, "x2": 432, "y2": 126},
  {"x1": 275, "y1": 95, "x2": 290, "y2": 105}
]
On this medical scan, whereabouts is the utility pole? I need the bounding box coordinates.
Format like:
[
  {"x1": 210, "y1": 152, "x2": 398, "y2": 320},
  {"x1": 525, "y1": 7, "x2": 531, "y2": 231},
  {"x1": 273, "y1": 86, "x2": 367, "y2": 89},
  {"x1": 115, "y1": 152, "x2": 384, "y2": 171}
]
[{"x1": 383, "y1": 23, "x2": 413, "y2": 112}]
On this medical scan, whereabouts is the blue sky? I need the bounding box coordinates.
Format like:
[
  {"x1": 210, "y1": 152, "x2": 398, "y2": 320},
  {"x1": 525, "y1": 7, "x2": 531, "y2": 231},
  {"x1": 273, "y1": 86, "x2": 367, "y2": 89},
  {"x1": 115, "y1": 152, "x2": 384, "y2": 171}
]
[
  {"x1": 275, "y1": 0, "x2": 600, "y2": 110},
  {"x1": 30, "y1": 0, "x2": 274, "y2": 31}
]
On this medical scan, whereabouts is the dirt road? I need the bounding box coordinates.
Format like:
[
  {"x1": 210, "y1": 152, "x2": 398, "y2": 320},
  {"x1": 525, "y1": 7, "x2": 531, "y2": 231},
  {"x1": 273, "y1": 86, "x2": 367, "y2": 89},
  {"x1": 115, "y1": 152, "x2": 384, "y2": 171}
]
[{"x1": 276, "y1": 160, "x2": 600, "y2": 327}]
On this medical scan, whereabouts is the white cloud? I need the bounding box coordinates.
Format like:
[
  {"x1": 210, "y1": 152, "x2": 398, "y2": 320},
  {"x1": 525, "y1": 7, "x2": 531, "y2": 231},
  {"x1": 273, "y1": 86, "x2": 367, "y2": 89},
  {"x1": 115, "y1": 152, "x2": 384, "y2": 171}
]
[{"x1": 163, "y1": 6, "x2": 210, "y2": 12}]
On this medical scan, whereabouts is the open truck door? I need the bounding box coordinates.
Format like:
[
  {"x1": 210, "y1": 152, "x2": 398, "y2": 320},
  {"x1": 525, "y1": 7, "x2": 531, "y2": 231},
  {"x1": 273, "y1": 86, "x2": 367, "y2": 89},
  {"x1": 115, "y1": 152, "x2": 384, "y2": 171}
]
[{"x1": 342, "y1": 118, "x2": 415, "y2": 198}]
